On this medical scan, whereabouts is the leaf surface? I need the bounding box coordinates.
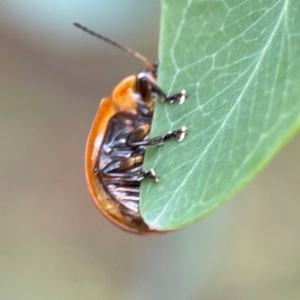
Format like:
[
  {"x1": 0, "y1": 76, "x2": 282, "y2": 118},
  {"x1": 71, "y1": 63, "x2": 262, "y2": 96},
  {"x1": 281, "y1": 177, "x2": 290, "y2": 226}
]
[{"x1": 141, "y1": 0, "x2": 300, "y2": 230}]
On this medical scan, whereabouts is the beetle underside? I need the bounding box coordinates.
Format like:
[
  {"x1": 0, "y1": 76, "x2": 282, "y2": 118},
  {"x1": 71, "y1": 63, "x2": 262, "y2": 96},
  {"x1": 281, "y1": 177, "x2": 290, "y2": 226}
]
[{"x1": 95, "y1": 110, "x2": 152, "y2": 228}]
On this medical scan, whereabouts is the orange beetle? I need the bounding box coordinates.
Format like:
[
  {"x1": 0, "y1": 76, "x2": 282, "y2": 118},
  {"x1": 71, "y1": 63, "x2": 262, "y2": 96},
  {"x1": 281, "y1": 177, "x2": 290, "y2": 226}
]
[{"x1": 75, "y1": 23, "x2": 188, "y2": 234}]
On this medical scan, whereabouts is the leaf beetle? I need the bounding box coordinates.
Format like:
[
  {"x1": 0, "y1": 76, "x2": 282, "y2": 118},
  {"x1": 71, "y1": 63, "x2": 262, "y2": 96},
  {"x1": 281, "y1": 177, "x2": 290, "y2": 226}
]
[{"x1": 75, "y1": 23, "x2": 188, "y2": 234}]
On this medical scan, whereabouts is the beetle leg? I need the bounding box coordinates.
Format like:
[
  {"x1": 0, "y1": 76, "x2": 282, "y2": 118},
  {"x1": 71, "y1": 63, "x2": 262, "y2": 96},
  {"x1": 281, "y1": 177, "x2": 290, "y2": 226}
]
[
  {"x1": 103, "y1": 169, "x2": 159, "y2": 183},
  {"x1": 103, "y1": 180, "x2": 140, "y2": 186},
  {"x1": 101, "y1": 156, "x2": 142, "y2": 176},
  {"x1": 100, "y1": 157, "x2": 159, "y2": 182},
  {"x1": 126, "y1": 124, "x2": 150, "y2": 146},
  {"x1": 127, "y1": 126, "x2": 187, "y2": 147},
  {"x1": 139, "y1": 76, "x2": 187, "y2": 104}
]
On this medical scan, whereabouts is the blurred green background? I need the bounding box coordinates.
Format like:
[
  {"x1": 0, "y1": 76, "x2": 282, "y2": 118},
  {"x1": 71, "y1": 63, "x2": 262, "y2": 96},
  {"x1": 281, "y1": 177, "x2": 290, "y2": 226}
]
[{"x1": 1, "y1": 1, "x2": 299, "y2": 299}]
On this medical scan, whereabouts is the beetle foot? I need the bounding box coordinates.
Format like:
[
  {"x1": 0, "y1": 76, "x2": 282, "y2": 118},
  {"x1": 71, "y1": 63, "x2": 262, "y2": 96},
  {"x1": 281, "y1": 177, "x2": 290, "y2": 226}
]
[
  {"x1": 141, "y1": 169, "x2": 159, "y2": 182},
  {"x1": 164, "y1": 89, "x2": 188, "y2": 104},
  {"x1": 174, "y1": 126, "x2": 187, "y2": 142}
]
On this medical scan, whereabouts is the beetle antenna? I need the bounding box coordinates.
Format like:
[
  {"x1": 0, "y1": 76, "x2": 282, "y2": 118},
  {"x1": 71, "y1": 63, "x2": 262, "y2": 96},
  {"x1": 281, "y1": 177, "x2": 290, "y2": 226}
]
[{"x1": 74, "y1": 23, "x2": 152, "y2": 68}]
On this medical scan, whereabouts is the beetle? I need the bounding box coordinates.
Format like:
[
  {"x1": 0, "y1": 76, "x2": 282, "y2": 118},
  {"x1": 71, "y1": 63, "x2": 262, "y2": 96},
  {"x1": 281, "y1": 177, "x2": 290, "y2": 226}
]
[{"x1": 74, "y1": 23, "x2": 188, "y2": 234}]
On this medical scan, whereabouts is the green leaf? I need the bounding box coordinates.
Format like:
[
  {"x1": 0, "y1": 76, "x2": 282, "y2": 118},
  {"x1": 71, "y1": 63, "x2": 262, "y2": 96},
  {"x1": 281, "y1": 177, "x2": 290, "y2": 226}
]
[{"x1": 141, "y1": 0, "x2": 300, "y2": 230}]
